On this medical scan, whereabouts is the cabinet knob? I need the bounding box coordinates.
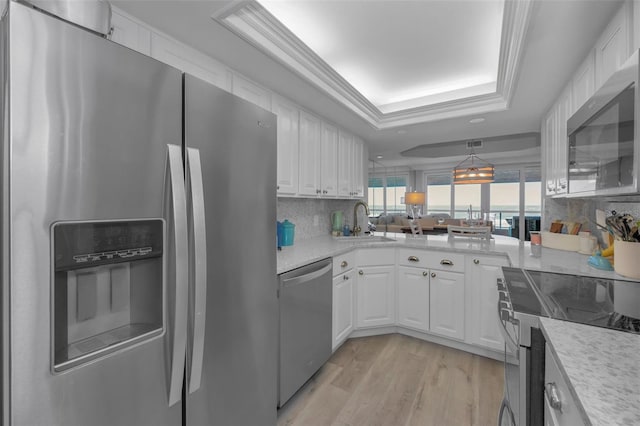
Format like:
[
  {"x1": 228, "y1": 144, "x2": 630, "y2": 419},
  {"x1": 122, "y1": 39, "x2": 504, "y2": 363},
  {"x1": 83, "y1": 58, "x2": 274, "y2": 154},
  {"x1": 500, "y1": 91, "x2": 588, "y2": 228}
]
[
  {"x1": 422, "y1": 271, "x2": 428, "y2": 277},
  {"x1": 473, "y1": 259, "x2": 480, "y2": 265},
  {"x1": 440, "y1": 259, "x2": 453, "y2": 266},
  {"x1": 316, "y1": 189, "x2": 321, "y2": 194},
  {"x1": 431, "y1": 272, "x2": 436, "y2": 278},
  {"x1": 343, "y1": 275, "x2": 349, "y2": 280},
  {"x1": 341, "y1": 260, "x2": 348, "y2": 268},
  {"x1": 408, "y1": 256, "x2": 419, "y2": 262},
  {"x1": 277, "y1": 185, "x2": 280, "y2": 190},
  {"x1": 323, "y1": 190, "x2": 328, "y2": 194},
  {"x1": 359, "y1": 270, "x2": 364, "y2": 275}
]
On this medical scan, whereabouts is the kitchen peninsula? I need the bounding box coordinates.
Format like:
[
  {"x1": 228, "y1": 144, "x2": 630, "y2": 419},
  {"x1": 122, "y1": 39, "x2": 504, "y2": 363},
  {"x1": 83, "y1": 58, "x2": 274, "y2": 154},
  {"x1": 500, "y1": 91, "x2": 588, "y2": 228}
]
[{"x1": 277, "y1": 233, "x2": 640, "y2": 425}]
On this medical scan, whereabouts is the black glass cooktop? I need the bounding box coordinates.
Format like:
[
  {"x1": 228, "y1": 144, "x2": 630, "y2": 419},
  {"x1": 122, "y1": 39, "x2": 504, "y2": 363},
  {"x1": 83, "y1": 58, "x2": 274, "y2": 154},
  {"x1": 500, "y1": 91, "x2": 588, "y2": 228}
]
[{"x1": 502, "y1": 267, "x2": 640, "y2": 334}]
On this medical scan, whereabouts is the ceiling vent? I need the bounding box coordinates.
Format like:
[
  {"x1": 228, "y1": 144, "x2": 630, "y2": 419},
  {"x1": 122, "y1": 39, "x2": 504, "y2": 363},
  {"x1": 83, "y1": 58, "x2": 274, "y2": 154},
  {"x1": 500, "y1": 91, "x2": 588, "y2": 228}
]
[{"x1": 466, "y1": 140, "x2": 483, "y2": 149}]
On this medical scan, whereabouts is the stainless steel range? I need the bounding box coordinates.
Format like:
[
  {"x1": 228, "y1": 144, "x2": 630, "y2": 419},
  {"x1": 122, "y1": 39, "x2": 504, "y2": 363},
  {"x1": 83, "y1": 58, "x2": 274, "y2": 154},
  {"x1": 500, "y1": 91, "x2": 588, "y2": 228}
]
[{"x1": 497, "y1": 267, "x2": 640, "y2": 426}]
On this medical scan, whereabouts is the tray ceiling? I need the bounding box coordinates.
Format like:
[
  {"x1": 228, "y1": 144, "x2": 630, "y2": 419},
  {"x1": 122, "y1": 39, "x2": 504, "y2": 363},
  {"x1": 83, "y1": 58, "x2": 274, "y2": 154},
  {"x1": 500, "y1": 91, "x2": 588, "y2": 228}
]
[{"x1": 213, "y1": 0, "x2": 533, "y2": 129}]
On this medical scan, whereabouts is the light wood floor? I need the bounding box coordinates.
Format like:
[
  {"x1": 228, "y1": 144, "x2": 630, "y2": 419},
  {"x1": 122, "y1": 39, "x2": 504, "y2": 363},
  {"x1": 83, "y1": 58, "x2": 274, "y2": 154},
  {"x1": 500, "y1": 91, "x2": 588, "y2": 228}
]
[{"x1": 277, "y1": 333, "x2": 504, "y2": 426}]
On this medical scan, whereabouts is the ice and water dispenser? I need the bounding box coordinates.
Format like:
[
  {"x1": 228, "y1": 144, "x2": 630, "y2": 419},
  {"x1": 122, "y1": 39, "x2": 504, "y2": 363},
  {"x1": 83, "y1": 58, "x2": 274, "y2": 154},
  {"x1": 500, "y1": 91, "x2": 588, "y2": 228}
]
[{"x1": 52, "y1": 219, "x2": 164, "y2": 372}]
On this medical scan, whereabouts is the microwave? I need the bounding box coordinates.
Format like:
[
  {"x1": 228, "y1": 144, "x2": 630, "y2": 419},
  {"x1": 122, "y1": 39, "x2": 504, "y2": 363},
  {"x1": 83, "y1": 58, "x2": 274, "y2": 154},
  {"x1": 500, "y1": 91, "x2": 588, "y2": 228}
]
[{"x1": 567, "y1": 50, "x2": 639, "y2": 196}]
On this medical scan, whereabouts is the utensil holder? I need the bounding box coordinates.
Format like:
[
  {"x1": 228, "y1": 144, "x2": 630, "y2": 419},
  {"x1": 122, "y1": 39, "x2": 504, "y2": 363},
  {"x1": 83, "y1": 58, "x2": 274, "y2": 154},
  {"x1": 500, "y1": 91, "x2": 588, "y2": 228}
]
[{"x1": 614, "y1": 240, "x2": 640, "y2": 279}]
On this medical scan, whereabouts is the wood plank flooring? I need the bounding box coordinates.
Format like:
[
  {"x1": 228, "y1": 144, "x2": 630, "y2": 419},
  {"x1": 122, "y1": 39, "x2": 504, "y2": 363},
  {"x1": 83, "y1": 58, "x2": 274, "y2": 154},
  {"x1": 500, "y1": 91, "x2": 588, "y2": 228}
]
[{"x1": 277, "y1": 334, "x2": 504, "y2": 426}]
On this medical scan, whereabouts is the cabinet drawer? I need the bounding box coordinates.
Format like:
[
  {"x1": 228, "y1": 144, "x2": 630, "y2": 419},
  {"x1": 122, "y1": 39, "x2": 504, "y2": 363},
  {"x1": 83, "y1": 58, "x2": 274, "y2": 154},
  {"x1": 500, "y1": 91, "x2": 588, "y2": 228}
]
[
  {"x1": 397, "y1": 248, "x2": 429, "y2": 268},
  {"x1": 355, "y1": 248, "x2": 395, "y2": 266},
  {"x1": 424, "y1": 252, "x2": 465, "y2": 273},
  {"x1": 333, "y1": 251, "x2": 355, "y2": 275},
  {"x1": 544, "y1": 347, "x2": 585, "y2": 425}
]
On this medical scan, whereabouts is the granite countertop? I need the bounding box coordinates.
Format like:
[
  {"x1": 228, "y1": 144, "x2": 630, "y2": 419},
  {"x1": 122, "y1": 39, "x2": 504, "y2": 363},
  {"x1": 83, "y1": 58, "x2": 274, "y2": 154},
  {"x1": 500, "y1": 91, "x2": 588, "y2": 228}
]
[
  {"x1": 540, "y1": 317, "x2": 640, "y2": 425},
  {"x1": 277, "y1": 232, "x2": 627, "y2": 279}
]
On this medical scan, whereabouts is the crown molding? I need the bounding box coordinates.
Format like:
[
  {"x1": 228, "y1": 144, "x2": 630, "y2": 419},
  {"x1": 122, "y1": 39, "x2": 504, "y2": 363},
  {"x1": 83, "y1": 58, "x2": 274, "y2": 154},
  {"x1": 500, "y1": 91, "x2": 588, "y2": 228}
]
[{"x1": 213, "y1": 0, "x2": 533, "y2": 130}]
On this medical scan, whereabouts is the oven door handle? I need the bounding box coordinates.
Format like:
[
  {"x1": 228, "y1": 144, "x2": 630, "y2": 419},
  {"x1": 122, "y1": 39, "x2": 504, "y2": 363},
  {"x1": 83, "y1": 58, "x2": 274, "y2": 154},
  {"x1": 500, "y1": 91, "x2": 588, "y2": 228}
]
[{"x1": 497, "y1": 301, "x2": 519, "y2": 353}]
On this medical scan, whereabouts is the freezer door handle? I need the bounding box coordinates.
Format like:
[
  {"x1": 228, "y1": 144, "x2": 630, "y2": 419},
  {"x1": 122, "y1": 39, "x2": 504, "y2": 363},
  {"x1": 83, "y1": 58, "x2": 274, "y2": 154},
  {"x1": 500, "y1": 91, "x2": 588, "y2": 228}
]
[
  {"x1": 186, "y1": 147, "x2": 207, "y2": 394},
  {"x1": 164, "y1": 144, "x2": 189, "y2": 406}
]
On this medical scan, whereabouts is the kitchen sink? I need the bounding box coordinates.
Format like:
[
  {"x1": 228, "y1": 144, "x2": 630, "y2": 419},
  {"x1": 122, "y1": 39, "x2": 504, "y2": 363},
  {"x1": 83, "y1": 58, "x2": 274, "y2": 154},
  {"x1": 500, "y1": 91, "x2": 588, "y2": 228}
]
[{"x1": 333, "y1": 235, "x2": 396, "y2": 243}]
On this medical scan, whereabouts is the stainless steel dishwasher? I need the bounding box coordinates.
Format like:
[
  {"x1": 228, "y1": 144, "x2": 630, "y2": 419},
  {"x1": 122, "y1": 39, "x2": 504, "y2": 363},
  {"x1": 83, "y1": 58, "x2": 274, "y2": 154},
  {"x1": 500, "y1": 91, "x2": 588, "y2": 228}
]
[{"x1": 278, "y1": 258, "x2": 333, "y2": 407}]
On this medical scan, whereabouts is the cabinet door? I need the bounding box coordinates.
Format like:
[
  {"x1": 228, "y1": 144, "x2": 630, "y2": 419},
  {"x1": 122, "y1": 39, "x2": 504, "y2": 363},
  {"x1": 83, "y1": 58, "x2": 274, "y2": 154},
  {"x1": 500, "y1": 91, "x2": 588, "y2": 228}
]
[
  {"x1": 397, "y1": 266, "x2": 429, "y2": 332},
  {"x1": 272, "y1": 96, "x2": 299, "y2": 195},
  {"x1": 356, "y1": 265, "x2": 395, "y2": 328},
  {"x1": 571, "y1": 51, "x2": 595, "y2": 115},
  {"x1": 151, "y1": 33, "x2": 231, "y2": 91},
  {"x1": 320, "y1": 122, "x2": 339, "y2": 197},
  {"x1": 542, "y1": 106, "x2": 557, "y2": 196},
  {"x1": 110, "y1": 10, "x2": 151, "y2": 55},
  {"x1": 231, "y1": 74, "x2": 271, "y2": 111},
  {"x1": 429, "y1": 270, "x2": 465, "y2": 340},
  {"x1": 332, "y1": 269, "x2": 354, "y2": 351},
  {"x1": 337, "y1": 130, "x2": 353, "y2": 198},
  {"x1": 351, "y1": 136, "x2": 365, "y2": 198},
  {"x1": 465, "y1": 255, "x2": 508, "y2": 352},
  {"x1": 555, "y1": 86, "x2": 572, "y2": 195},
  {"x1": 595, "y1": 2, "x2": 631, "y2": 88},
  {"x1": 298, "y1": 111, "x2": 322, "y2": 196}
]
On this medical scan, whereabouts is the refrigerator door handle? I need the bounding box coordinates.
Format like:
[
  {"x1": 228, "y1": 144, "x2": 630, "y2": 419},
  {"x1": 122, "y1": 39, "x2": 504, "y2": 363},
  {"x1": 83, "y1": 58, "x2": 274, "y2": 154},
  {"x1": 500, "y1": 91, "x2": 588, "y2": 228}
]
[
  {"x1": 164, "y1": 144, "x2": 189, "y2": 406},
  {"x1": 186, "y1": 147, "x2": 207, "y2": 394}
]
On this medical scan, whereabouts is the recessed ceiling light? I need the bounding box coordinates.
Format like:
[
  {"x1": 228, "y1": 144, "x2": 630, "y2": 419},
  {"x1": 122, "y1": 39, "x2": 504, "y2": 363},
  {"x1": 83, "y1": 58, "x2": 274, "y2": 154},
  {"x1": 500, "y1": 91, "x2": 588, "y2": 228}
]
[
  {"x1": 376, "y1": 155, "x2": 384, "y2": 159},
  {"x1": 397, "y1": 129, "x2": 408, "y2": 135},
  {"x1": 469, "y1": 117, "x2": 485, "y2": 124}
]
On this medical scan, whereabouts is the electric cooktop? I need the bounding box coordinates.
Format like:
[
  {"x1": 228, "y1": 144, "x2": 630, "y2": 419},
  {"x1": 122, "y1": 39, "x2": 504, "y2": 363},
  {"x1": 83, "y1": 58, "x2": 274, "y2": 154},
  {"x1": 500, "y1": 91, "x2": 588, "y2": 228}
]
[{"x1": 502, "y1": 267, "x2": 640, "y2": 334}]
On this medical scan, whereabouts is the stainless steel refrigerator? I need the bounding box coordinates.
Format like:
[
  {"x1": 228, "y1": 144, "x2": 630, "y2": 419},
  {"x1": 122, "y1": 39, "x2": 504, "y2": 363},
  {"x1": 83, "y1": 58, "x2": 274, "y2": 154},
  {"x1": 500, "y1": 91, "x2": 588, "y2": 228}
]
[{"x1": 0, "y1": 1, "x2": 277, "y2": 425}]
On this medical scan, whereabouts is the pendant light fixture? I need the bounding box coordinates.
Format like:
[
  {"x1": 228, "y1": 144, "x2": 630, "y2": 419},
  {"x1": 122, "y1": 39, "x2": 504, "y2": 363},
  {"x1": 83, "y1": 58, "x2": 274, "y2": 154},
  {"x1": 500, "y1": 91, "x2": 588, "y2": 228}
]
[{"x1": 452, "y1": 149, "x2": 495, "y2": 184}]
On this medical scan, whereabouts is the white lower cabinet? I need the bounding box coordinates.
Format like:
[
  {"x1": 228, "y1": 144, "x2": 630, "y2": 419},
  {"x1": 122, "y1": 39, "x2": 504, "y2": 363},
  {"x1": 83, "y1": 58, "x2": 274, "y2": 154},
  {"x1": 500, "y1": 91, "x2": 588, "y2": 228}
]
[
  {"x1": 429, "y1": 269, "x2": 465, "y2": 340},
  {"x1": 544, "y1": 346, "x2": 583, "y2": 426},
  {"x1": 397, "y1": 266, "x2": 429, "y2": 332},
  {"x1": 332, "y1": 269, "x2": 354, "y2": 351},
  {"x1": 465, "y1": 255, "x2": 509, "y2": 352},
  {"x1": 356, "y1": 265, "x2": 395, "y2": 328}
]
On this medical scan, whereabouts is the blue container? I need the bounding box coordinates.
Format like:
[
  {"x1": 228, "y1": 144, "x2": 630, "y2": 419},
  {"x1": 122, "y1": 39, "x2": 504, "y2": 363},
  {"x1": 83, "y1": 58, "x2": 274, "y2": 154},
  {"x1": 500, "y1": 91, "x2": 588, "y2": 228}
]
[
  {"x1": 280, "y1": 220, "x2": 295, "y2": 246},
  {"x1": 277, "y1": 221, "x2": 284, "y2": 248}
]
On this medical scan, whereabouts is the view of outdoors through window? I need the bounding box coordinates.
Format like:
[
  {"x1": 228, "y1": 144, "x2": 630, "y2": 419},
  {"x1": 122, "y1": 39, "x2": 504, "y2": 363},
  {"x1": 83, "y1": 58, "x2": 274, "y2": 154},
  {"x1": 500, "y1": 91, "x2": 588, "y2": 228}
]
[
  {"x1": 425, "y1": 168, "x2": 541, "y2": 240},
  {"x1": 368, "y1": 174, "x2": 408, "y2": 216}
]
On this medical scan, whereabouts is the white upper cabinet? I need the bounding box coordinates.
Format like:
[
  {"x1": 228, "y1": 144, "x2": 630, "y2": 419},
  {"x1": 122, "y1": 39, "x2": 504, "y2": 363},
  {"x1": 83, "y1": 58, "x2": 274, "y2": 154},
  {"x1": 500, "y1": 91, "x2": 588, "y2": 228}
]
[
  {"x1": 320, "y1": 122, "x2": 339, "y2": 197},
  {"x1": 571, "y1": 50, "x2": 596, "y2": 115},
  {"x1": 151, "y1": 33, "x2": 232, "y2": 91},
  {"x1": 543, "y1": 85, "x2": 572, "y2": 197},
  {"x1": 298, "y1": 111, "x2": 322, "y2": 196},
  {"x1": 231, "y1": 74, "x2": 272, "y2": 111},
  {"x1": 351, "y1": 136, "x2": 365, "y2": 198},
  {"x1": 110, "y1": 10, "x2": 151, "y2": 55},
  {"x1": 594, "y1": 2, "x2": 632, "y2": 88},
  {"x1": 337, "y1": 130, "x2": 354, "y2": 198},
  {"x1": 272, "y1": 96, "x2": 299, "y2": 196}
]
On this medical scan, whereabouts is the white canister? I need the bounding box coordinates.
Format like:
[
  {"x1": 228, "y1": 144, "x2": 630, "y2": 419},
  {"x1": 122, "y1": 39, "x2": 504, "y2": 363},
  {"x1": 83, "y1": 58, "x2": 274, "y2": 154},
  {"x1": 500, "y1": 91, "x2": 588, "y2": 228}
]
[
  {"x1": 579, "y1": 232, "x2": 597, "y2": 254},
  {"x1": 614, "y1": 240, "x2": 640, "y2": 279}
]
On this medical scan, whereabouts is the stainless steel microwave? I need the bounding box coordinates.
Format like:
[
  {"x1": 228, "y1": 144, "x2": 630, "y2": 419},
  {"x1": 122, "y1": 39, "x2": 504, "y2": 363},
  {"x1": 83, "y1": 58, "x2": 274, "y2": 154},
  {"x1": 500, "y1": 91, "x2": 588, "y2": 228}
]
[{"x1": 567, "y1": 50, "x2": 639, "y2": 196}]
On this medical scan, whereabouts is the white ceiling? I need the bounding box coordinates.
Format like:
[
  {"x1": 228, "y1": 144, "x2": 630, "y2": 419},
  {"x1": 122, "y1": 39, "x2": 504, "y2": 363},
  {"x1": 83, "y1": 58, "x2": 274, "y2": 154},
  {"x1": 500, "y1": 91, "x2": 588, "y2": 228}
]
[
  {"x1": 112, "y1": 0, "x2": 622, "y2": 170},
  {"x1": 258, "y1": 0, "x2": 503, "y2": 111}
]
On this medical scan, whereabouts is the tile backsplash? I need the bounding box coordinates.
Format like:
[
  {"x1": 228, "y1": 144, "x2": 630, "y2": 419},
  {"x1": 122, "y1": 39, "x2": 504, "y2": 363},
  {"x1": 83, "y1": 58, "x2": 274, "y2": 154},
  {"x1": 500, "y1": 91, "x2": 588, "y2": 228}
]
[
  {"x1": 543, "y1": 195, "x2": 640, "y2": 245},
  {"x1": 277, "y1": 198, "x2": 365, "y2": 240}
]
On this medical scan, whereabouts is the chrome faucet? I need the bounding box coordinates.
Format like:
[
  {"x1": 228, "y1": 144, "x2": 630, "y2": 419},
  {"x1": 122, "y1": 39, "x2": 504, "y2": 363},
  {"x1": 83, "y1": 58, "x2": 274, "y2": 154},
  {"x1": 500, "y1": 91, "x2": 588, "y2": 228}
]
[{"x1": 352, "y1": 201, "x2": 370, "y2": 236}]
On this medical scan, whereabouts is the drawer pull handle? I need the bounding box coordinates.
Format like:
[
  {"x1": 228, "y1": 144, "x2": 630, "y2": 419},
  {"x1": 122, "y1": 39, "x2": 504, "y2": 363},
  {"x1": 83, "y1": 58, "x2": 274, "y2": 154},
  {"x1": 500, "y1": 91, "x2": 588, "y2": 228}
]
[
  {"x1": 473, "y1": 259, "x2": 480, "y2": 264},
  {"x1": 431, "y1": 272, "x2": 436, "y2": 278},
  {"x1": 343, "y1": 275, "x2": 349, "y2": 280},
  {"x1": 408, "y1": 256, "x2": 419, "y2": 262},
  {"x1": 440, "y1": 259, "x2": 453, "y2": 266},
  {"x1": 359, "y1": 270, "x2": 364, "y2": 275},
  {"x1": 545, "y1": 383, "x2": 562, "y2": 411},
  {"x1": 422, "y1": 271, "x2": 428, "y2": 277},
  {"x1": 341, "y1": 260, "x2": 348, "y2": 268}
]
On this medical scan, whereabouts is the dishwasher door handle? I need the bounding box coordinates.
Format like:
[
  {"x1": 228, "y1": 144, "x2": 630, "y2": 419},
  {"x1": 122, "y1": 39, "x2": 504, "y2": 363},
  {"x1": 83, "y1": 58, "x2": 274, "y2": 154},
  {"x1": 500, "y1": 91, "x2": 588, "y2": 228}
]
[{"x1": 282, "y1": 263, "x2": 333, "y2": 288}]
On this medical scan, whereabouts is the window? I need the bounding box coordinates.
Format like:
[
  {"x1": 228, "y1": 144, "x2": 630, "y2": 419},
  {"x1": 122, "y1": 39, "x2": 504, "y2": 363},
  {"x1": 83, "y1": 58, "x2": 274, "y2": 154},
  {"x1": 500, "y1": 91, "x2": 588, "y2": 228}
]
[
  {"x1": 367, "y1": 173, "x2": 408, "y2": 217},
  {"x1": 454, "y1": 184, "x2": 481, "y2": 219},
  {"x1": 422, "y1": 166, "x2": 541, "y2": 241},
  {"x1": 425, "y1": 174, "x2": 451, "y2": 216}
]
